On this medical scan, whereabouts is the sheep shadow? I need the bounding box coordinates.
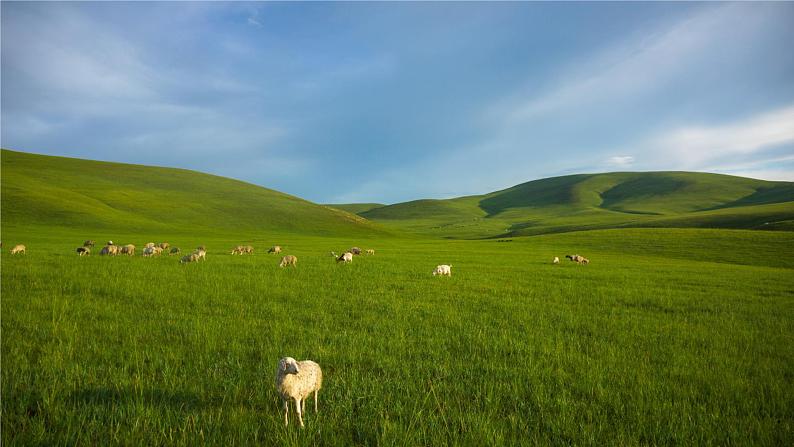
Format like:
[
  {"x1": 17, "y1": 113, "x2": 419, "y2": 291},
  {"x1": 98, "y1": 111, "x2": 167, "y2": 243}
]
[{"x1": 68, "y1": 387, "x2": 222, "y2": 410}]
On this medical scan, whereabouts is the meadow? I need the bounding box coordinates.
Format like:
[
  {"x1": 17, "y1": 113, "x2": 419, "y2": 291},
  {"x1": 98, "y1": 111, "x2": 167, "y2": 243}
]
[{"x1": 3, "y1": 227, "x2": 793, "y2": 445}]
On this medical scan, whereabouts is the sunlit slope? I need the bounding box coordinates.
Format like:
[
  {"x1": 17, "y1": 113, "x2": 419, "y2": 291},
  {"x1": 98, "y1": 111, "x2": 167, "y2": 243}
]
[
  {"x1": 0, "y1": 149, "x2": 387, "y2": 237},
  {"x1": 354, "y1": 172, "x2": 794, "y2": 238}
]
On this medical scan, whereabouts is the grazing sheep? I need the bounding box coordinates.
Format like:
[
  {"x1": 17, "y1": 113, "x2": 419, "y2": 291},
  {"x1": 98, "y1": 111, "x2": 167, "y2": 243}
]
[
  {"x1": 196, "y1": 245, "x2": 206, "y2": 252},
  {"x1": 231, "y1": 245, "x2": 245, "y2": 255},
  {"x1": 83, "y1": 240, "x2": 95, "y2": 248},
  {"x1": 275, "y1": 357, "x2": 323, "y2": 428},
  {"x1": 100, "y1": 245, "x2": 119, "y2": 256},
  {"x1": 268, "y1": 245, "x2": 282, "y2": 254},
  {"x1": 578, "y1": 257, "x2": 590, "y2": 265},
  {"x1": 143, "y1": 246, "x2": 162, "y2": 257},
  {"x1": 145, "y1": 242, "x2": 156, "y2": 249},
  {"x1": 365, "y1": 249, "x2": 375, "y2": 255},
  {"x1": 279, "y1": 255, "x2": 297, "y2": 268},
  {"x1": 169, "y1": 247, "x2": 181, "y2": 255},
  {"x1": 433, "y1": 264, "x2": 452, "y2": 276},
  {"x1": 336, "y1": 252, "x2": 353, "y2": 263},
  {"x1": 244, "y1": 245, "x2": 254, "y2": 254},
  {"x1": 76, "y1": 247, "x2": 90, "y2": 256},
  {"x1": 121, "y1": 244, "x2": 136, "y2": 256},
  {"x1": 349, "y1": 247, "x2": 362, "y2": 255},
  {"x1": 180, "y1": 253, "x2": 200, "y2": 263},
  {"x1": 565, "y1": 255, "x2": 576, "y2": 261},
  {"x1": 158, "y1": 242, "x2": 170, "y2": 250},
  {"x1": 553, "y1": 256, "x2": 560, "y2": 264},
  {"x1": 10, "y1": 244, "x2": 26, "y2": 255},
  {"x1": 193, "y1": 249, "x2": 206, "y2": 261}
]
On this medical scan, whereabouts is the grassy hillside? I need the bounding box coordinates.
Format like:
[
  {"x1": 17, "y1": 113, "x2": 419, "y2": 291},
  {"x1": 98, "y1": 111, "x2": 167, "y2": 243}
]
[
  {"x1": 3, "y1": 227, "x2": 792, "y2": 445},
  {"x1": 1, "y1": 149, "x2": 388, "y2": 238},
  {"x1": 324, "y1": 203, "x2": 385, "y2": 215},
  {"x1": 355, "y1": 172, "x2": 794, "y2": 238}
]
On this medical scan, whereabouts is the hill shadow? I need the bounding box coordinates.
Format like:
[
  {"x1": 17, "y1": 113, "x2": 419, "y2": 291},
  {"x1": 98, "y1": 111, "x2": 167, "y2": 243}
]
[
  {"x1": 69, "y1": 387, "x2": 222, "y2": 410},
  {"x1": 699, "y1": 184, "x2": 794, "y2": 211},
  {"x1": 478, "y1": 174, "x2": 593, "y2": 216}
]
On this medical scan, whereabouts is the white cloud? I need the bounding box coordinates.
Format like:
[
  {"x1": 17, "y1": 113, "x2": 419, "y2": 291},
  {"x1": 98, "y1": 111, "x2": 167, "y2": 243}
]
[
  {"x1": 656, "y1": 106, "x2": 794, "y2": 168},
  {"x1": 607, "y1": 156, "x2": 635, "y2": 168}
]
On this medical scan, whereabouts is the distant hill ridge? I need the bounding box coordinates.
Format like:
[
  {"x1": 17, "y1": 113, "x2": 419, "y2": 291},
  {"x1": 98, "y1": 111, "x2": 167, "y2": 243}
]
[
  {"x1": 0, "y1": 149, "x2": 387, "y2": 237},
  {"x1": 334, "y1": 171, "x2": 794, "y2": 238}
]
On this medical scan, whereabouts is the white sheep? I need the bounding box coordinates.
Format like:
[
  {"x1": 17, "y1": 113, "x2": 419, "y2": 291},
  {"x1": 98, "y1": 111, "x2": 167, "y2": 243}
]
[
  {"x1": 433, "y1": 264, "x2": 452, "y2": 276},
  {"x1": 365, "y1": 249, "x2": 375, "y2": 255},
  {"x1": 275, "y1": 357, "x2": 323, "y2": 427},
  {"x1": 336, "y1": 252, "x2": 353, "y2": 263},
  {"x1": 10, "y1": 244, "x2": 26, "y2": 255},
  {"x1": 268, "y1": 245, "x2": 282, "y2": 254},
  {"x1": 76, "y1": 247, "x2": 90, "y2": 256},
  {"x1": 553, "y1": 256, "x2": 560, "y2": 264},
  {"x1": 279, "y1": 255, "x2": 297, "y2": 267},
  {"x1": 193, "y1": 249, "x2": 206, "y2": 261},
  {"x1": 145, "y1": 242, "x2": 156, "y2": 249},
  {"x1": 121, "y1": 244, "x2": 136, "y2": 256}
]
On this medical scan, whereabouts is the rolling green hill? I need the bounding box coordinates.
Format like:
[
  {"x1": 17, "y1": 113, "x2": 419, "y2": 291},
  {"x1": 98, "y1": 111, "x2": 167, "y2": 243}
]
[
  {"x1": 0, "y1": 149, "x2": 388, "y2": 238},
  {"x1": 324, "y1": 203, "x2": 385, "y2": 215},
  {"x1": 342, "y1": 172, "x2": 794, "y2": 238}
]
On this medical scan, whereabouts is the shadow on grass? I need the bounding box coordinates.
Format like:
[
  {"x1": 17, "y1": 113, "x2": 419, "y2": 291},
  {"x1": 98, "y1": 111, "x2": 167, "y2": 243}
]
[{"x1": 68, "y1": 388, "x2": 223, "y2": 410}]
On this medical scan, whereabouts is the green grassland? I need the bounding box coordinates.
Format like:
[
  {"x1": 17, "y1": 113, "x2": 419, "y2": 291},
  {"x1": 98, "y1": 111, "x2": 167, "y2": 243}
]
[
  {"x1": 2, "y1": 150, "x2": 794, "y2": 445},
  {"x1": 348, "y1": 172, "x2": 794, "y2": 238},
  {"x1": 2, "y1": 228, "x2": 793, "y2": 445}
]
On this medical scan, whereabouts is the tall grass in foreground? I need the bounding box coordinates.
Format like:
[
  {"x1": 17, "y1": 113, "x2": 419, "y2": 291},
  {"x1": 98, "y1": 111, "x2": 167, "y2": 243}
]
[{"x1": 2, "y1": 229, "x2": 793, "y2": 445}]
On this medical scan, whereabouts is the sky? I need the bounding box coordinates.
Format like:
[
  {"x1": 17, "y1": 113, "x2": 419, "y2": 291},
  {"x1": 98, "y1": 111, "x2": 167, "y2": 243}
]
[{"x1": 2, "y1": 2, "x2": 794, "y2": 204}]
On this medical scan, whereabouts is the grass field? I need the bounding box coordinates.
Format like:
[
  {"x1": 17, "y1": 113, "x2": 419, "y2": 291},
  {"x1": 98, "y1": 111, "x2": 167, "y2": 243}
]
[{"x1": 3, "y1": 227, "x2": 793, "y2": 445}]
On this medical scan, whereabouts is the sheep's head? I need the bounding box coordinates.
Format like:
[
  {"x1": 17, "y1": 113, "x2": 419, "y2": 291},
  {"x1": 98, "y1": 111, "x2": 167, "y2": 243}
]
[{"x1": 279, "y1": 357, "x2": 300, "y2": 374}]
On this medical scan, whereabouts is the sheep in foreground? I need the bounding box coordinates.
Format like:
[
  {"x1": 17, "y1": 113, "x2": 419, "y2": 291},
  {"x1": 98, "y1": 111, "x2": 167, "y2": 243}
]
[
  {"x1": 10, "y1": 244, "x2": 26, "y2": 255},
  {"x1": 433, "y1": 264, "x2": 452, "y2": 276},
  {"x1": 553, "y1": 256, "x2": 560, "y2": 264},
  {"x1": 279, "y1": 255, "x2": 297, "y2": 267},
  {"x1": 365, "y1": 249, "x2": 375, "y2": 255},
  {"x1": 169, "y1": 247, "x2": 181, "y2": 255},
  {"x1": 76, "y1": 247, "x2": 90, "y2": 256},
  {"x1": 275, "y1": 357, "x2": 323, "y2": 428},
  {"x1": 180, "y1": 253, "x2": 200, "y2": 263},
  {"x1": 268, "y1": 245, "x2": 282, "y2": 254},
  {"x1": 337, "y1": 252, "x2": 353, "y2": 263},
  {"x1": 121, "y1": 244, "x2": 136, "y2": 256},
  {"x1": 83, "y1": 240, "x2": 95, "y2": 248}
]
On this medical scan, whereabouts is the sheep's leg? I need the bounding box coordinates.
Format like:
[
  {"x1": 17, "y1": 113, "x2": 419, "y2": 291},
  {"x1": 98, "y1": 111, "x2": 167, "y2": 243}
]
[
  {"x1": 302, "y1": 398, "x2": 306, "y2": 414},
  {"x1": 314, "y1": 390, "x2": 319, "y2": 413},
  {"x1": 295, "y1": 398, "x2": 304, "y2": 427},
  {"x1": 283, "y1": 400, "x2": 289, "y2": 426}
]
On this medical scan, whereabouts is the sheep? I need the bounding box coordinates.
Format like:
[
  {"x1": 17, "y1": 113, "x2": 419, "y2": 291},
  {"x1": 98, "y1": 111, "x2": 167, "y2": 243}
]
[
  {"x1": 83, "y1": 240, "x2": 95, "y2": 248},
  {"x1": 244, "y1": 245, "x2": 254, "y2": 254},
  {"x1": 268, "y1": 245, "x2": 282, "y2": 254},
  {"x1": 76, "y1": 247, "x2": 90, "y2": 256},
  {"x1": 107, "y1": 241, "x2": 114, "y2": 246},
  {"x1": 180, "y1": 253, "x2": 200, "y2": 263},
  {"x1": 578, "y1": 257, "x2": 590, "y2": 265},
  {"x1": 142, "y1": 246, "x2": 156, "y2": 257},
  {"x1": 121, "y1": 244, "x2": 136, "y2": 256},
  {"x1": 433, "y1": 264, "x2": 452, "y2": 276},
  {"x1": 196, "y1": 245, "x2": 206, "y2": 252},
  {"x1": 279, "y1": 255, "x2": 297, "y2": 268},
  {"x1": 231, "y1": 245, "x2": 245, "y2": 255},
  {"x1": 100, "y1": 245, "x2": 119, "y2": 256},
  {"x1": 158, "y1": 242, "x2": 170, "y2": 250},
  {"x1": 169, "y1": 247, "x2": 181, "y2": 255},
  {"x1": 565, "y1": 255, "x2": 576, "y2": 261},
  {"x1": 10, "y1": 244, "x2": 26, "y2": 255},
  {"x1": 145, "y1": 242, "x2": 156, "y2": 249},
  {"x1": 275, "y1": 357, "x2": 323, "y2": 428},
  {"x1": 365, "y1": 249, "x2": 375, "y2": 255},
  {"x1": 349, "y1": 247, "x2": 362, "y2": 255},
  {"x1": 336, "y1": 252, "x2": 353, "y2": 263},
  {"x1": 193, "y1": 249, "x2": 206, "y2": 261},
  {"x1": 553, "y1": 256, "x2": 560, "y2": 264}
]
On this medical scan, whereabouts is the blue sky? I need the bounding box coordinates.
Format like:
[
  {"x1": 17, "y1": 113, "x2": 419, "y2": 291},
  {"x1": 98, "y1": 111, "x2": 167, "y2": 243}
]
[{"x1": 2, "y1": 2, "x2": 793, "y2": 204}]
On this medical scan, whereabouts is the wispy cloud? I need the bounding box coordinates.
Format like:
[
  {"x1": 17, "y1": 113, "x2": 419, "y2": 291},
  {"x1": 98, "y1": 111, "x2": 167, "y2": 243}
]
[{"x1": 607, "y1": 156, "x2": 635, "y2": 168}]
